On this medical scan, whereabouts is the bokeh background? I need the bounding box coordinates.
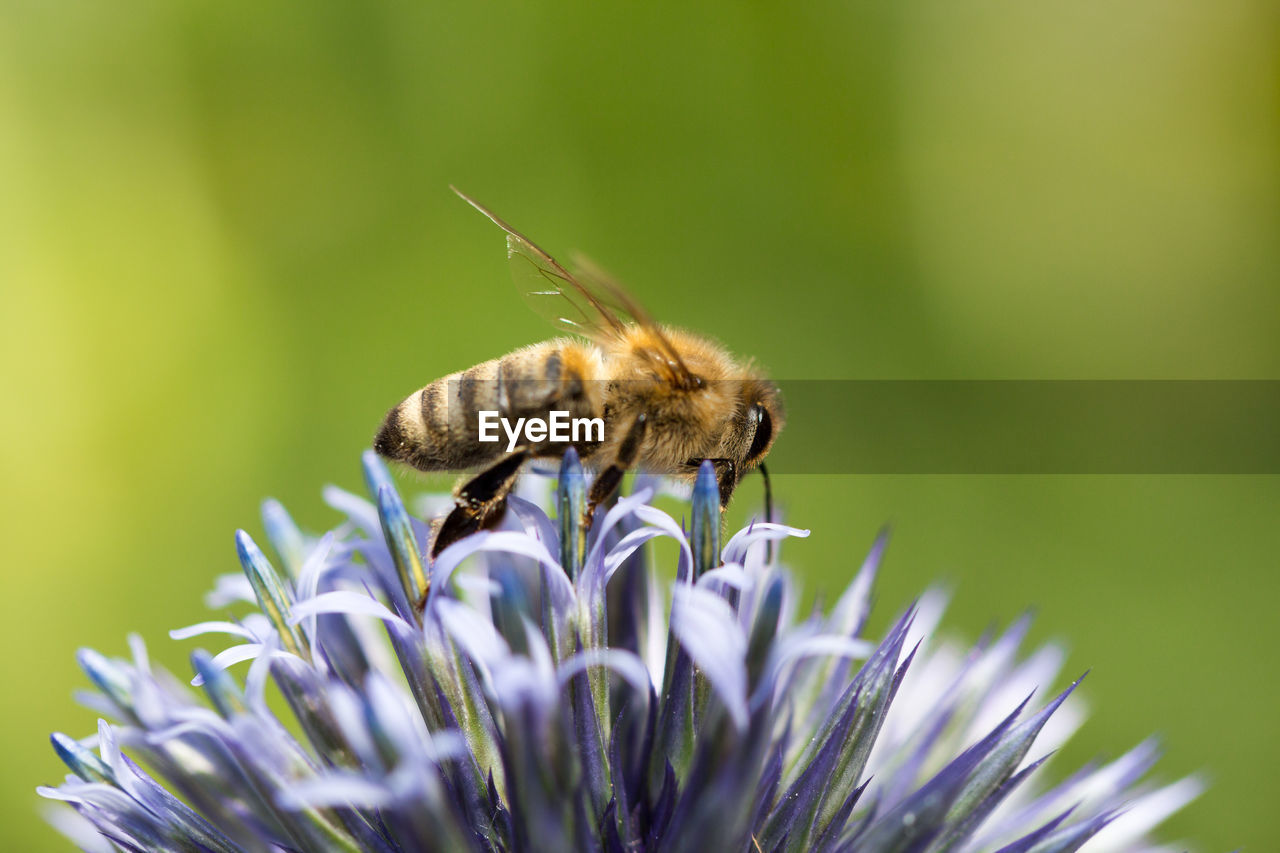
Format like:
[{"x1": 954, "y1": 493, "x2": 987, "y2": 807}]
[{"x1": 3, "y1": 1, "x2": 1278, "y2": 849}]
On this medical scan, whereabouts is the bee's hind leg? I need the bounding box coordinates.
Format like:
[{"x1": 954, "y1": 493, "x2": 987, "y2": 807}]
[
  {"x1": 431, "y1": 449, "x2": 529, "y2": 559},
  {"x1": 583, "y1": 413, "x2": 648, "y2": 529}
]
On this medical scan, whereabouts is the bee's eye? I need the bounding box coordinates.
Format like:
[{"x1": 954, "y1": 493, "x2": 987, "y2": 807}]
[{"x1": 746, "y1": 404, "x2": 773, "y2": 462}]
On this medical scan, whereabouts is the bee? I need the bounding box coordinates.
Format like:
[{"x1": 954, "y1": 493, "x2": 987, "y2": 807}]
[{"x1": 374, "y1": 188, "x2": 783, "y2": 557}]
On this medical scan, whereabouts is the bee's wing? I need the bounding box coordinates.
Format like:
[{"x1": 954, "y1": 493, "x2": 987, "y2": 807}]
[
  {"x1": 509, "y1": 240, "x2": 631, "y2": 341},
  {"x1": 453, "y1": 187, "x2": 699, "y2": 388},
  {"x1": 568, "y1": 254, "x2": 699, "y2": 387},
  {"x1": 453, "y1": 187, "x2": 628, "y2": 341}
]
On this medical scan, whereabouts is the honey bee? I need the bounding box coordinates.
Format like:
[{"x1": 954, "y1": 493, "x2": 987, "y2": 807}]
[{"x1": 374, "y1": 188, "x2": 783, "y2": 557}]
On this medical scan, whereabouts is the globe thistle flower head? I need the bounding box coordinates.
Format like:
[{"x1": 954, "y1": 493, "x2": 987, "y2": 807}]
[{"x1": 40, "y1": 451, "x2": 1201, "y2": 852}]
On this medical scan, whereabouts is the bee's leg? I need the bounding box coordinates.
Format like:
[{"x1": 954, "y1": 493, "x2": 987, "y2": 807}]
[
  {"x1": 431, "y1": 449, "x2": 529, "y2": 559},
  {"x1": 583, "y1": 413, "x2": 648, "y2": 528},
  {"x1": 684, "y1": 457, "x2": 739, "y2": 509},
  {"x1": 711, "y1": 459, "x2": 738, "y2": 508}
]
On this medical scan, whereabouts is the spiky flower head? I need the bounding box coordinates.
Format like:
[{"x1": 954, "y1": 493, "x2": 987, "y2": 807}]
[{"x1": 40, "y1": 451, "x2": 1200, "y2": 852}]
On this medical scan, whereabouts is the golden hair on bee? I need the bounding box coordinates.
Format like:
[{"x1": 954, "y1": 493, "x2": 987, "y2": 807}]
[{"x1": 374, "y1": 189, "x2": 783, "y2": 559}]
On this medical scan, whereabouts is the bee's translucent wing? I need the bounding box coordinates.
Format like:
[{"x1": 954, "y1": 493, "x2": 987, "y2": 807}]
[
  {"x1": 453, "y1": 187, "x2": 700, "y2": 389},
  {"x1": 452, "y1": 187, "x2": 628, "y2": 343},
  {"x1": 517, "y1": 242, "x2": 698, "y2": 390},
  {"x1": 508, "y1": 236, "x2": 633, "y2": 341},
  {"x1": 569, "y1": 253, "x2": 698, "y2": 387}
]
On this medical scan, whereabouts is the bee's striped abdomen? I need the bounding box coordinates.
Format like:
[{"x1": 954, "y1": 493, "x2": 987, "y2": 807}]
[{"x1": 373, "y1": 339, "x2": 604, "y2": 472}]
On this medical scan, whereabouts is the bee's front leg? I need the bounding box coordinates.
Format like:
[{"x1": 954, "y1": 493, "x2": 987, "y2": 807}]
[
  {"x1": 684, "y1": 457, "x2": 738, "y2": 509},
  {"x1": 583, "y1": 413, "x2": 648, "y2": 529},
  {"x1": 431, "y1": 449, "x2": 529, "y2": 559}
]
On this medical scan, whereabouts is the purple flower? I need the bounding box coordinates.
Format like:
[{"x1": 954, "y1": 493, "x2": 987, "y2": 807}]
[{"x1": 40, "y1": 450, "x2": 1201, "y2": 851}]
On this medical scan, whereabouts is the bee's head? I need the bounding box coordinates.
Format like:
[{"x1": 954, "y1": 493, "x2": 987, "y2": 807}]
[
  {"x1": 709, "y1": 378, "x2": 783, "y2": 480},
  {"x1": 742, "y1": 379, "x2": 783, "y2": 470}
]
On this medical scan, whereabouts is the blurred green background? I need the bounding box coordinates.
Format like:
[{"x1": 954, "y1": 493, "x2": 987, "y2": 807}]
[{"x1": 3, "y1": 0, "x2": 1277, "y2": 849}]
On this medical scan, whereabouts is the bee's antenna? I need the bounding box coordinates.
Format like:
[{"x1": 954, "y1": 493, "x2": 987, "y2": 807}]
[{"x1": 760, "y1": 462, "x2": 776, "y2": 563}]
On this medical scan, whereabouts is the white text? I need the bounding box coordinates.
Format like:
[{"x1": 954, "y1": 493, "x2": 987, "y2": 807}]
[{"x1": 478, "y1": 410, "x2": 604, "y2": 452}]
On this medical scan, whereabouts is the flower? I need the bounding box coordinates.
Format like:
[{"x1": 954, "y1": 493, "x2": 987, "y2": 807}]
[{"x1": 40, "y1": 451, "x2": 1201, "y2": 852}]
